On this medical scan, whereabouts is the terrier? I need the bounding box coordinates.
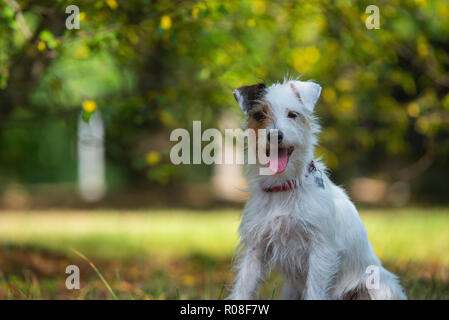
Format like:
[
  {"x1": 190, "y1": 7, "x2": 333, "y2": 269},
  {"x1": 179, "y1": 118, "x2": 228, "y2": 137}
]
[{"x1": 229, "y1": 78, "x2": 406, "y2": 300}]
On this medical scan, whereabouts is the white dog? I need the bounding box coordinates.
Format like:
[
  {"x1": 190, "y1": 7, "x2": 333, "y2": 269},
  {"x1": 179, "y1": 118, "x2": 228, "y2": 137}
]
[{"x1": 229, "y1": 78, "x2": 406, "y2": 300}]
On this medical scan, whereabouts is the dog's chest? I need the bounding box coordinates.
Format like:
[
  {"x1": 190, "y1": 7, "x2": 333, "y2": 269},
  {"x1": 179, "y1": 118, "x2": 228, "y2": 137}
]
[
  {"x1": 262, "y1": 210, "x2": 310, "y2": 277},
  {"x1": 243, "y1": 192, "x2": 316, "y2": 277}
]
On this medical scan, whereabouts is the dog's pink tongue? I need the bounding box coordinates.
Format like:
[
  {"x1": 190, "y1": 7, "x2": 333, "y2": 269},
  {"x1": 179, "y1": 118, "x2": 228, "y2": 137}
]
[{"x1": 268, "y1": 148, "x2": 289, "y2": 174}]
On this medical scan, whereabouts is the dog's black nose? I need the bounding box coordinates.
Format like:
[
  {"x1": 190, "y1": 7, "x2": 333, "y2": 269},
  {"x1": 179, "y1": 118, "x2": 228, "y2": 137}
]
[{"x1": 268, "y1": 130, "x2": 284, "y2": 144}]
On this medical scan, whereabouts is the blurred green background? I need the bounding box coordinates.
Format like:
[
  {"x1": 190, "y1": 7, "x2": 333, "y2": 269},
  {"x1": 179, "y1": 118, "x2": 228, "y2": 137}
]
[{"x1": 0, "y1": 0, "x2": 448, "y2": 299}]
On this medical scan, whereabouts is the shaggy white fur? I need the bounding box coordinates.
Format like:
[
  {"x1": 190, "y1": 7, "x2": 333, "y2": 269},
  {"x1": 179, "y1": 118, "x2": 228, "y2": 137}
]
[{"x1": 228, "y1": 78, "x2": 407, "y2": 300}]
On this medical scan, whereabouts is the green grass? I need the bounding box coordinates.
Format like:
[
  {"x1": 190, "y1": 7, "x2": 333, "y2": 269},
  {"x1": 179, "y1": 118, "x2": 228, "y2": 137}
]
[
  {"x1": 0, "y1": 210, "x2": 240, "y2": 259},
  {"x1": 0, "y1": 208, "x2": 447, "y2": 299}
]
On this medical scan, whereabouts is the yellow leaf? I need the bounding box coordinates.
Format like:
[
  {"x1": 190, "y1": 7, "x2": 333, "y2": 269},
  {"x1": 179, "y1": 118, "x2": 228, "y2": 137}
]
[
  {"x1": 127, "y1": 31, "x2": 139, "y2": 44},
  {"x1": 304, "y1": 46, "x2": 320, "y2": 64},
  {"x1": 82, "y1": 100, "x2": 97, "y2": 113},
  {"x1": 291, "y1": 46, "x2": 320, "y2": 73},
  {"x1": 182, "y1": 274, "x2": 195, "y2": 286},
  {"x1": 74, "y1": 44, "x2": 90, "y2": 59},
  {"x1": 37, "y1": 41, "x2": 46, "y2": 52},
  {"x1": 251, "y1": 0, "x2": 266, "y2": 15},
  {"x1": 79, "y1": 12, "x2": 86, "y2": 21},
  {"x1": 315, "y1": 146, "x2": 339, "y2": 169},
  {"x1": 160, "y1": 15, "x2": 172, "y2": 30},
  {"x1": 416, "y1": 117, "x2": 429, "y2": 134},
  {"x1": 291, "y1": 48, "x2": 307, "y2": 73},
  {"x1": 437, "y1": 2, "x2": 449, "y2": 18},
  {"x1": 339, "y1": 96, "x2": 355, "y2": 114},
  {"x1": 247, "y1": 19, "x2": 256, "y2": 27},
  {"x1": 442, "y1": 93, "x2": 449, "y2": 110},
  {"x1": 407, "y1": 102, "x2": 420, "y2": 118},
  {"x1": 106, "y1": 0, "x2": 118, "y2": 10},
  {"x1": 146, "y1": 151, "x2": 161, "y2": 165},
  {"x1": 192, "y1": 7, "x2": 200, "y2": 20},
  {"x1": 323, "y1": 88, "x2": 337, "y2": 104},
  {"x1": 336, "y1": 77, "x2": 354, "y2": 92},
  {"x1": 417, "y1": 37, "x2": 429, "y2": 58},
  {"x1": 414, "y1": 0, "x2": 427, "y2": 8},
  {"x1": 158, "y1": 110, "x2": 174, "y2": 126}
]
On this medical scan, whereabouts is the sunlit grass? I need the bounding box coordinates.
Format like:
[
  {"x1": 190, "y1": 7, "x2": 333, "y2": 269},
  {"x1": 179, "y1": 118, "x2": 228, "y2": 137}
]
[
  {"x1": 0, "y1": 210, "x2": 240, "y2": 260},
  {"x1": 0, "y1": 208, "x2": 447, "y2": 264},
  {"x1": 362, "y1": 208, "x2": 449, "y2": 265},
  {"x1": 0, "y1": 208, "x2": 448, "y2": 299}
]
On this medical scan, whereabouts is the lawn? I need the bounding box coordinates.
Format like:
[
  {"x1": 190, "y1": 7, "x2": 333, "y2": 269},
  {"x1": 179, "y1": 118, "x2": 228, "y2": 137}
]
[{"x1": 0, "y1": 208, "x2": 447, "y2": 299}]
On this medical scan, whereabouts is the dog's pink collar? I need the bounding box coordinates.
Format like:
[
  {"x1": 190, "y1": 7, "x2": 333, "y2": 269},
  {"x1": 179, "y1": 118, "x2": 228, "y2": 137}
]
[{"x1": 262, "y1": 179, "x2": 298, "y2": 193}]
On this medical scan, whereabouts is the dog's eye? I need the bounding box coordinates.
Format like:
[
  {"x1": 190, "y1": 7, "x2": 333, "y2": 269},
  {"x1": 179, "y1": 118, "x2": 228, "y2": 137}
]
[
  {"x1": 252, "y1": 112, "x2": 266, "y2": 121},
  {"x1": 288, "y1": 111, "x2": 299, "y2": 119}
]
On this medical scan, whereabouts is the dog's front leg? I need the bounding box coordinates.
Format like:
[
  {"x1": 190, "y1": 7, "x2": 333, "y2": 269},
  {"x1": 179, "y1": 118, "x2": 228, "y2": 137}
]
[
  {"x1": 228, "y1": 244, "x2": 264, "y2": 300},
  {"x1": 304, "y1": 243, "x2": 339, "y2": 300}
]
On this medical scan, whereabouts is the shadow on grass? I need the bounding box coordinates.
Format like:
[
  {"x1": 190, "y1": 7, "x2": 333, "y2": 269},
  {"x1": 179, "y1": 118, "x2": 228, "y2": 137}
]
[{"x1": 0, "y1": 244, "x2": 447, "y2": 299}]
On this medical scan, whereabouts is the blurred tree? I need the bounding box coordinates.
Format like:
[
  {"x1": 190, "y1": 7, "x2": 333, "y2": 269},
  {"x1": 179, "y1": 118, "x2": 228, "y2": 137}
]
[{"x1": 0, "y1": 0, "x2": 448, "y2": 200}]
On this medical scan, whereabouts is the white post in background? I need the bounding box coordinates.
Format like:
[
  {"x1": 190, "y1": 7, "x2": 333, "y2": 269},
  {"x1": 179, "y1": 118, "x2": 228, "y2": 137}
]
[
  {"x1": 77, "y1": 111, "x2": 105, "y2": 202},
  {"x1": 212, "y1": 111, "x2": 248, "y2": 202}
]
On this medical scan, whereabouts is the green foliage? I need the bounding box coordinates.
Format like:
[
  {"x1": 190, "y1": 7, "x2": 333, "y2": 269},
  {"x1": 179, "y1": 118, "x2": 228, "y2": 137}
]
[
  {"x1": 39, "y1": 29, "x2": 58, "y2": 49},
  {"x1": 0, "y1": 0, "x2": 448, "y2": 194},
  {"x1": 81, "y1": 109, "x2": 94, "y2": 123}
]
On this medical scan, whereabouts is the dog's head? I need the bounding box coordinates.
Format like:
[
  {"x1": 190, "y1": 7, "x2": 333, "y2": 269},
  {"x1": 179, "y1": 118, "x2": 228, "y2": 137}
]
[{"x1": 234, "y1": 79, "x2": 321, "y2": 176}]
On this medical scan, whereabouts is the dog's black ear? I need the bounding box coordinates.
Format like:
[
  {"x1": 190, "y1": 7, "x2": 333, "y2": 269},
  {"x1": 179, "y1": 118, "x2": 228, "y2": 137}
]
[{"x1": 233, "y1": 83, "x2": 266, "y2": 114}]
